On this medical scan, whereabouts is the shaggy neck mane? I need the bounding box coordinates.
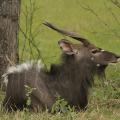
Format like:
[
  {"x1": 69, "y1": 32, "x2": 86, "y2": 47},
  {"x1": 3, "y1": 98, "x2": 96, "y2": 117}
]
[
  {"x1": 3, "y1": 54, "x2": 106, "y2": 111},
  {"x1": 50, "y1": 54, "x2": 97, "y2": 82},
  {"x1": 47, "y1": 54, "x2": 100, "y2": 109}
]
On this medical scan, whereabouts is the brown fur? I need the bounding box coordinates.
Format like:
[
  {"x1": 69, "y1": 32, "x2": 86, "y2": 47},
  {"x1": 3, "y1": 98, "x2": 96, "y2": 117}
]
[
  {"x1": 3, "y1": 23, "x2": 120, "y2": 112},
  {"x1": 3, "y1": 54, "x2": 103, "y2": 111}
]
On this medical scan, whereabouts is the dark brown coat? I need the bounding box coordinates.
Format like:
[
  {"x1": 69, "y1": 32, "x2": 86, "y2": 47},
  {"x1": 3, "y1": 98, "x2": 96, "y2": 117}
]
[{"x1": 3, "y1": 23, "x2": 120, "y2": 112}]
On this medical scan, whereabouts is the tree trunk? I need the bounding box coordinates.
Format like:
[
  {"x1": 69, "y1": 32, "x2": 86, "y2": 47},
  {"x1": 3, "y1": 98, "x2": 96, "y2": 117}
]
[{"x1": 0, "y1": 0, "x2": 20, "y2": 86}]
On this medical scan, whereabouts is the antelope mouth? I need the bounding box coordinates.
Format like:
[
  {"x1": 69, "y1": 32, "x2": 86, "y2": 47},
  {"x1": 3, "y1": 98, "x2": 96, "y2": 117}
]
[{"x1": 109, "y1": 61, "x2": 118, "y2": 65}]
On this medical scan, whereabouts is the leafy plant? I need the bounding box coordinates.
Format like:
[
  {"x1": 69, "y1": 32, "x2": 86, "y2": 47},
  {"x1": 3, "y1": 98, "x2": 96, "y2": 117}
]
[
  {"x1": 51, "y1": 95, "x2": 75, "y2": 114},
  {"x1": 24, "y1": 85, "x2": 36, "y2": 106}
]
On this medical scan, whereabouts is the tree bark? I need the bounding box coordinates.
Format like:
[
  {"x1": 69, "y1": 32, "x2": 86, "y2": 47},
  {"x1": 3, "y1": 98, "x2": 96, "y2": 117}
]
[{"x1": 0, "y1": 0, "x2": 20, "y2": 86}]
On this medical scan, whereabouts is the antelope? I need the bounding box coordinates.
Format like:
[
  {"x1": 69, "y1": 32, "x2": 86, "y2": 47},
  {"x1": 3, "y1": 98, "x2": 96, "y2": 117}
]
[{"x1": 2, "y1": 22, "x2": 120, "y2": 112}]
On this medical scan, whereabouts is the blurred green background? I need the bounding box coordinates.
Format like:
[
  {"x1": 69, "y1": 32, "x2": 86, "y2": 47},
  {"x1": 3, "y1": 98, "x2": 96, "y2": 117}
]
[{"x1": 0, "y1": 0, "x2": 120, "y2": 119}]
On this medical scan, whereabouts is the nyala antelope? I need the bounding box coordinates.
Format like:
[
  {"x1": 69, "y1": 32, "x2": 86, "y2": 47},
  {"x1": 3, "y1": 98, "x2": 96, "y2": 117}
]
[{"x1": 2, "y1": 22, "x2": 120, "y2": 112}]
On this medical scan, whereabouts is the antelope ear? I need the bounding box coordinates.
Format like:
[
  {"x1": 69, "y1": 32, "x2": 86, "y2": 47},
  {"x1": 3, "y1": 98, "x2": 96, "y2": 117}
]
[{"x1": 58, "y1": 39, "x2": 74, "y2": 55}]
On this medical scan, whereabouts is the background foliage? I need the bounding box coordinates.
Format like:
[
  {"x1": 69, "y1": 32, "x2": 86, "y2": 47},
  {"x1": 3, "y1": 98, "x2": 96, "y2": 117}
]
[{"x1": 0, "y1": 0, "x2": 120, "y2": 119}]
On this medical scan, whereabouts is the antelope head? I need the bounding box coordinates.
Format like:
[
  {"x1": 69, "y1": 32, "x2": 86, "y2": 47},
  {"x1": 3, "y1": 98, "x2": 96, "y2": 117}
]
[{"x1": 44, "y1": 22, "x2": 120, "y2": 67}]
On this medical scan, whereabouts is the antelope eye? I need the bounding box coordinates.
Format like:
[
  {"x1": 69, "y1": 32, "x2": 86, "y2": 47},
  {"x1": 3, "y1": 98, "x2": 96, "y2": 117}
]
[{"x1": 91, "y1": 49, "x2": 99, "y2": 54}]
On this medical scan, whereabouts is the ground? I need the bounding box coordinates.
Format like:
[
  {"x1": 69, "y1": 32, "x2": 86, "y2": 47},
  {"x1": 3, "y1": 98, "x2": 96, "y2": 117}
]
[{"x1": 0, "y1": 0, "x2": 120, "y2": 119}]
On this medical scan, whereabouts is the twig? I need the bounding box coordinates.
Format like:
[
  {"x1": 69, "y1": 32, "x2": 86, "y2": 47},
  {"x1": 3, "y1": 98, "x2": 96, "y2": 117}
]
[
  {"x1": 19, "y1": 25, "x2": 48, "y2": 70},
  {"x1": 78, "y1": 1, "x2": 120, "y2": 38},
  {"x1": 111, "y1": 0, "x2": 120, "y2": 9},
  {"x1": 104, "y1": 1, "x2": 120, "y2": 27},
  {"x1": 5, "y1": 55, "x2": 15, "y2": 66}
]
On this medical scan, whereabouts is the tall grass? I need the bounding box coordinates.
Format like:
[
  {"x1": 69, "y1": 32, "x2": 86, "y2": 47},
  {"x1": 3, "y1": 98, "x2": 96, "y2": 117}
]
[{"x1": 0, "y1": 0, "x2": 120, "y2": 119}]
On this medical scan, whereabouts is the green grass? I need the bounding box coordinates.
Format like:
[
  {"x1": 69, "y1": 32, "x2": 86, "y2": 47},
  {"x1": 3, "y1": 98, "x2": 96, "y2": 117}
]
[{"x1": 0, "y1": 0, "x2": 120, "y2": 119}]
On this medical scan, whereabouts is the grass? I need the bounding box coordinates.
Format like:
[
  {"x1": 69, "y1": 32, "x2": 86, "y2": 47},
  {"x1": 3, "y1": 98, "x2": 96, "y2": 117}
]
[{"x1": 0, "y1": 0, "x2": 120, "y2": 119}]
